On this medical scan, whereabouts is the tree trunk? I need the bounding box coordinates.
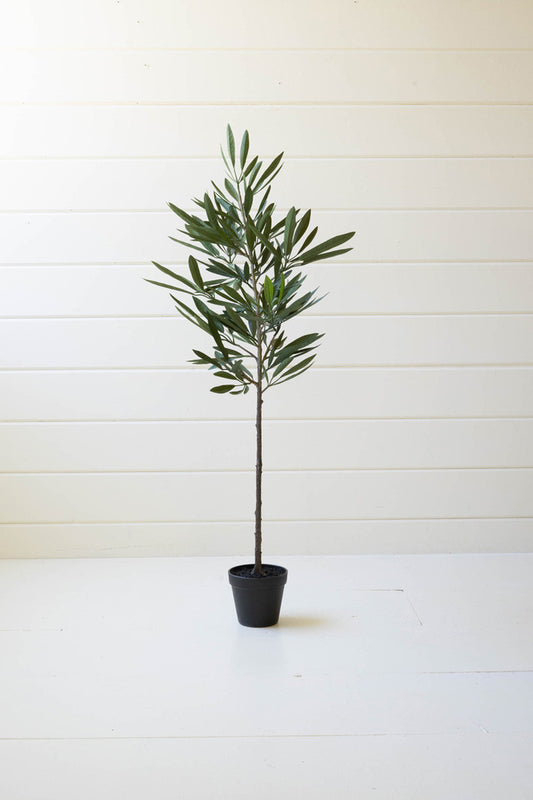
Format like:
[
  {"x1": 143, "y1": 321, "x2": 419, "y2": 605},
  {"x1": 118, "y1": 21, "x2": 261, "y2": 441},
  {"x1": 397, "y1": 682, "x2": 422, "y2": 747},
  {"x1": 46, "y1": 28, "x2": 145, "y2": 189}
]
[{"x1": 252, "y1": 378, "x2": 263, "y2": 575}]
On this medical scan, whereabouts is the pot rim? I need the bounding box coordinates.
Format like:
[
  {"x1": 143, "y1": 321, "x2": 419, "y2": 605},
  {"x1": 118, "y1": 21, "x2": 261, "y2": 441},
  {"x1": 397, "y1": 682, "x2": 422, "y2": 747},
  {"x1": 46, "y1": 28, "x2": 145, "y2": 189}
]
[{"x1": 228, "y1": 563, "x2": 288, "y2": 589}]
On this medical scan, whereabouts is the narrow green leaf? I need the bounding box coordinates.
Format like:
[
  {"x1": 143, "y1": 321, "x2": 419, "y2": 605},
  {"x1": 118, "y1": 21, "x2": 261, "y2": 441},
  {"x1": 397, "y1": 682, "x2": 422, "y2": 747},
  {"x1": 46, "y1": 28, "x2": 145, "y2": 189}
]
[
  {"x1": 240, "y1": 130, "x2": 249, "y2": 168},
  {"x1": 227, "y1": 124, "x2": 236, "y2": 166},
  {"x1": 150, "y1": 262, "x2": 198, "y2": 291},
  {"x1": 297, "y1": 231, "x2": 355, "y2": 263},
  {"x1": 224, "y1": 178, "x2": 239, "y2": 201},
  {"x1": 272, "y1": 355, "x2": 316, "y2": 384},
  {"x1": 144, "y1": 278, "x2": 193, "y2": 295},
  {"x1": 203, "y1": 193, "x2": 219, "y2": 228},
  {"x1": 211, "y1": 384, "x2": 235, "y2": 394},
  {"x1": 191, "y1": 349, "x2": 219, "y2": 366},
  {"x1": 168, "y1": 202, "x2": 194, "y2": 224},
  {"x1": 192, "y1": 296, "x2": 212, "y2": 320},
  {"x1": 207, "y1": 317, "x2": 227, "y2": 356},
  {"x1": 244, "y1": 155, "x2": 259, "y2": 177},
  {"x1": 172, "y1": 297, "x2": 210, "y2": 333},
  {"x1": 254, "y1": 152, "x2": 283, "y2": 190},
  {"x1": 293, "y1": 209, "x2": 311, "y2": 245},
  {"x1": 278, "y1": 272, "x2": 285, "y2": 301},
  {"x1": 296, "y1": 226, "x2": 318, "y2": 255},
  {"x1": 263, "y1": 275, "x2": 274, "y2": 304},
  {"x1": 220, "y1": 144, "x2": 232, "y2": 174},
  {"x1": 247, "y1": 219, "x2": 278, "y2": 257},
  {"x1": 214, "y1": 371, "x2": 237, "y2": 380},
  {"x1": 244, "y1": 186, "x2": 253, "y2": 215},
  {"x1": 273, "y1": 332, "x2": 323, "y2": 364},
  {"x1": 283, "y1": 207, "x2": 296, "y2": 254},
  {"x1": 297, "y1": 247, "x2": 354, "y2": 266},
  {"x1": 188, "y1": 255, "x2": 204, "y2": 289},
  {"x1": 169, "y1": 237, "x2": 219, "y2": 258}
]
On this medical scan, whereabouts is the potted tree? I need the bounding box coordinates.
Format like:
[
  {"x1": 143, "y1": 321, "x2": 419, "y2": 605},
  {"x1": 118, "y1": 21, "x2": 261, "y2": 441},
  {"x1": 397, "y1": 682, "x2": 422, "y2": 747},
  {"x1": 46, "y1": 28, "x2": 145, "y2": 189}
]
[{"x1": 147, "y1": 126, "x2": 354, "y2": 626}]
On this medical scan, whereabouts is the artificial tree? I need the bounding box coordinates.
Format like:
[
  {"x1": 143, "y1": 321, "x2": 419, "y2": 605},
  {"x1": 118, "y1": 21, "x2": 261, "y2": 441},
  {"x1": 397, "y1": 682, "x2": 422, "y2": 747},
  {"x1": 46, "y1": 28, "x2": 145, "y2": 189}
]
[{"x1": 148, "y1": 125, "x2": 354, "y2": 582}]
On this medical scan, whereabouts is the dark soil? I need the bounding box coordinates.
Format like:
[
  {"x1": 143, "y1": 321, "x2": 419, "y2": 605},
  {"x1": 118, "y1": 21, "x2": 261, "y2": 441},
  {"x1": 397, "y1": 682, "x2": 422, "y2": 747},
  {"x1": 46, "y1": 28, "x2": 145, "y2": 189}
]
[{"x1": 231, "y1": 564, "x2": 286, "y2": 579}]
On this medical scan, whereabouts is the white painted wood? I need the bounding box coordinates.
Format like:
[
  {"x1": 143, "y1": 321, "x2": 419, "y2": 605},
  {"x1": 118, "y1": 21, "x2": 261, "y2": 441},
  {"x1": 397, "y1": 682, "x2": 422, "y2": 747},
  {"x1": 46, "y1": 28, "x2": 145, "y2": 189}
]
[
  {"x1": 3, "y1": 106, "x2": 533, "y2": 158},
  {"x1": 5, "y1": 51, "x2": 533, "y2": 104},
  {"x1": 3, "y1": 0, "x2": 532, "y2": 48},
  {"x1": 0, "y1": 733, "x2": 531, "y2": 800},
  {"x1": 0, "y1": 554, "x2": 531, "y2": 799},
  {"x1": 2, "y1": 314, "x2": 532, "y2": 369},
  {"x1": 3, "y1": 263, "x2": 533, "y2": 316},
  {"x1": 1, "y1": 469, "x2": 532, "y2": 523},
  {"x1": 2, "y1": 315, "x2": 532, "y2": 369},
  {"x1": 1, "y1": 368, "x2": 531, "y2": 421},
  {"x1": 2, "y1": 419, "x2": 531, "y2": 472},
  {"x1": 1, "y1": 519, "x2": 532, "y2": 558},
  {"x1": 1, "y1": 0, "x2": 532, "y2": 556},
  {"x1": 2, "y1": 210, "x2": 532, "y2": 265},
  {"x1": 4, "y1": 157, "x2": 533, "y2": 211}
]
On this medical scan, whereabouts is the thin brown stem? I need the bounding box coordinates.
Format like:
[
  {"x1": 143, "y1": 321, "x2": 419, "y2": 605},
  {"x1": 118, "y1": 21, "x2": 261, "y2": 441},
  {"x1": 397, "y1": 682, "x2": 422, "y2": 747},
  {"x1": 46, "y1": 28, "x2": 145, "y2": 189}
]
[{"x1": 252, "y1": 370, "x2": 263, "y2": 575}]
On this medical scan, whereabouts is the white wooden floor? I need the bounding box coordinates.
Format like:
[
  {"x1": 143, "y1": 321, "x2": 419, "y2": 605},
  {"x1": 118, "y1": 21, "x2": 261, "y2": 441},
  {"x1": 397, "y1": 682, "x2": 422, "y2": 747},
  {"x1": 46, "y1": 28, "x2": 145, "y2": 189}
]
[{"x1": 0, "y1": 553, "x2": 531, "y2": 799}]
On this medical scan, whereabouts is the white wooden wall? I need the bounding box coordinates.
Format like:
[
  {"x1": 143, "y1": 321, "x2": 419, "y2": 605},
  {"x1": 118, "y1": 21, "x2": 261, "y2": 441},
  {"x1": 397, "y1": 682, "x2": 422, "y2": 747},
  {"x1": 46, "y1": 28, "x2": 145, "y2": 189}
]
[{"x1": 1, "y1": 0, "x2": 532, "y2": 557}]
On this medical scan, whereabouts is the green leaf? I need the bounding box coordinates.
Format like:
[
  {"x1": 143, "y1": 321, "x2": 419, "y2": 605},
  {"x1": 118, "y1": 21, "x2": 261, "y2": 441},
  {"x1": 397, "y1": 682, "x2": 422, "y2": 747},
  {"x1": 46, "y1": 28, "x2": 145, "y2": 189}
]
[
  {"x1": 243, "y1": 155, "x2": 259, "y2": 177},
  {"x1": 188, "y1": 255, "x2": 204, "y2": 289},
  {"x1": 224, "y1": 306, "x2": 252, "y2": 337},
  {"x1": 272, "y1": 355, "x2": 316, "y2": 385},
  {"x1": 293, "y1": 209, "x2": 311, "y2": 245},
  {"x1": 144, "y1": 277, "x2": 193, "y2": 294},
  {"x1": 151, "y1": 262, "x2": 198, "y2": 291},
  {"x1": 256, "y1": 185, "x2": 272, "y2": 217},
  {"x1": 213, "y1": 370, "x2": 237, "y2": 380},
  {"x1": 168, "y1": 202, "x2": 194, "y2": 224},
  {"x1": 263, "y1": 275, "x2": 274, "y2": 304},
  {"x1": 227, "y1": 124, "x2": 236, "y2": 166},
  {"x1": 272, "y1": 332, "x2": 323, "y2": 364},
  {"x1": 254, "y1": 152, "x2": 283, "y2": 190},
  {"x1": 211, "y1": 384, "x2": 235, "y2": 394},
  {"x1": 297, "y1": 247, "x2": 354, "y2": 266},
  {"x1": 207, "y1": 316, "x2": 228, "y2": 356},
  {"x1": 191, "y1": 349, "x2": 220, "y2": 366},
  {"x1": 246, "y1": 161, "x2": 262, "y2": 187},
  {"x1": 278, "y1": 272, "x2": 285, "y2": 301},
  {"x1": 192, "y1": 296, "x2": 212, "y2": 320},
  {"x1": 224, "y1": 178, "x2": 239, "y2": 201},
  {"x1": 297, "y1": 232, "x2": 355, "y2": 263},
  {"x1": 169, "y1": 236, "x2": 219, "y2": 258},
  {"x1": 172, "y1": 296, "x2": 210, "y2": 333},
  {"x1": 240, "y1": 130, "x2": 249, "y2": 168},
  {"x1": 283, "y1": 207, "x2": 296, "y2": 254},
  {"x1": 247, "y1": 219, "x2": 278, "y2": 258},
  {"x1": 296, "y1": 226, "x2": 318, "y2": 254},
  {"x1": 203, "y1": 193, "x2": 219, "y2": 228},
  {"x1": 244, "y1": 186, "x2": 253, "y2": 215}
]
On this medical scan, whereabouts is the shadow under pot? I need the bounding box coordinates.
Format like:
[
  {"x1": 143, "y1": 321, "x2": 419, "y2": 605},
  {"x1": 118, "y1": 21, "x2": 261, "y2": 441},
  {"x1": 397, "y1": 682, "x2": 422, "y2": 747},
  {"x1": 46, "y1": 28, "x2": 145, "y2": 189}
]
[{"x1": 228, "y1": 564, "x2": 288, "y2": 627}]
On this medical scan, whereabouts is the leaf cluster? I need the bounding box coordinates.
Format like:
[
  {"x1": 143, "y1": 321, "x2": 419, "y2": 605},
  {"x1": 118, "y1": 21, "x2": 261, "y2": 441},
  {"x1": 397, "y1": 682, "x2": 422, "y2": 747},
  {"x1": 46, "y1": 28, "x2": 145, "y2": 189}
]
[{"x1": 147, "y1": 126, "x2": 355, "y2": 394}]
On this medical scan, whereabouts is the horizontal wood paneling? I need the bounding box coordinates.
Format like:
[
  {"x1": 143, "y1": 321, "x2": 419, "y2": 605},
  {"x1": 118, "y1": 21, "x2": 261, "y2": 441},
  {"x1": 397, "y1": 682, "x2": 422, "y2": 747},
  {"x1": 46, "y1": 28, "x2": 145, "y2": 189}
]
[
  {"x1": 2, "y1": 518, "x2": 532, "y2": 558},
  {"x1": 2, "y1": 0, "x2": 532, "y2": 48},
  {"x1": 3, "y1": 264, "x2": 533, "y2": 316},
  {"x1": 2, "y1": 469, "x2": 532, "y2": 523},
  {"x1": 2, "y1": 315, "x2": 532, "y2": 369},
  {"x1": 2, "y1": 0, "x2": 532, "y2": 556},
  {"x1": 3, "y1": 158, "x2": 533, "y2": 211},
  {"x1": 2, "y1": 420, "x2": 531, "y2": 472},
  {"x1": 2, "y1": 210, "x2": 532, "y2": 265},
  {"x1": 4, "y1": 51, "x2": 533, "y2": 104},
  {"x1": 1, "y1": 368, "x2": 531, "y2": 421},
  {"x1": 3, "y1": 106, "x2": 533, "y2": 158}
]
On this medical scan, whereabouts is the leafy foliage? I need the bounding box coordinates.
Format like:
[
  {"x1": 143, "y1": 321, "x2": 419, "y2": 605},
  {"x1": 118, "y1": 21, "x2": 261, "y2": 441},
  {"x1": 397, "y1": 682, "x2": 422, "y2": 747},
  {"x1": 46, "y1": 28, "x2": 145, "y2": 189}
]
[{"x1": 147, "y1": 125, "x2": 355, "y2": 395}]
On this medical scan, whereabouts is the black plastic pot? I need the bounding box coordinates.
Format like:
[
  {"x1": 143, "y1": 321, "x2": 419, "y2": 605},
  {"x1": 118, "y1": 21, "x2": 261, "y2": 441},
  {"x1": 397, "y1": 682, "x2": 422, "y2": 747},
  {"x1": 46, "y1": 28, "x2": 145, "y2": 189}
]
[{"x1": 228, "y1": 564, "x2": 288, "y2": 627}]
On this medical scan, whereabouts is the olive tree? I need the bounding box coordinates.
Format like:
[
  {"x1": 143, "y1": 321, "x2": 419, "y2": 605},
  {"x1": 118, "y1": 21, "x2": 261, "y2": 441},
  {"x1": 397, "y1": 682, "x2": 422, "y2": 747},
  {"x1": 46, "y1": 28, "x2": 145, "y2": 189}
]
[{"x1": 147, "y1": 126, "x2": 354, "y2": 575}]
